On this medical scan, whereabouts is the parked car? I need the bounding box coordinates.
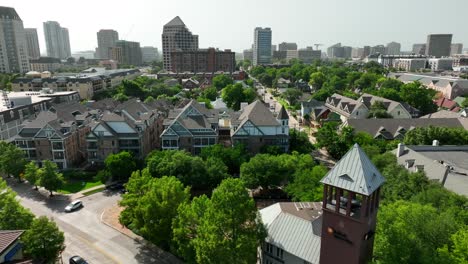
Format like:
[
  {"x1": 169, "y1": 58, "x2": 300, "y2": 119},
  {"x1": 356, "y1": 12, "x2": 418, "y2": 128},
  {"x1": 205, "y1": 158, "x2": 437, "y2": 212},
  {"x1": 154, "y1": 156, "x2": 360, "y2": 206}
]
[
  {"x1": 69, "y1": 255, "x2": 88, "y2": 264},
  {"x1": 65, "y1": 200, "x2": 83, "y2": 212},
  {"x1": 106, "y1": 182, "x2": 125, "y2": 191}
]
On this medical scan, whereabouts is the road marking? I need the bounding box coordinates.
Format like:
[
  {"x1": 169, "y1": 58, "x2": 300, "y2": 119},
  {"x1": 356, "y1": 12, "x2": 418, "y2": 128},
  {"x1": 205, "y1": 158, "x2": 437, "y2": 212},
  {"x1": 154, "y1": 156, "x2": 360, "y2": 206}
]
[{"x1": 75, "y1": 235, "x2": 121, "y2": 264}]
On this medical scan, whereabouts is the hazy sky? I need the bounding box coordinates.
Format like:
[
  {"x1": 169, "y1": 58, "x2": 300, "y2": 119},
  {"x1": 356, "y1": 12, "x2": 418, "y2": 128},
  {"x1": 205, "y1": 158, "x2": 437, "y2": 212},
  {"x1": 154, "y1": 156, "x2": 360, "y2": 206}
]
[{"x1": 4, "y1": 0, "x2": 467, "y2": 54}]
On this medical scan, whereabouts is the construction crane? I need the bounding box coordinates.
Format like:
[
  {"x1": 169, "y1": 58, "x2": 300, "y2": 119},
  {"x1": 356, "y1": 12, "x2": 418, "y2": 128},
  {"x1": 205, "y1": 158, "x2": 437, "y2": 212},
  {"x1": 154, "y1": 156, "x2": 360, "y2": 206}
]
[{"x1": 314, "y1": 44, "x2": 323, "y2": 50}]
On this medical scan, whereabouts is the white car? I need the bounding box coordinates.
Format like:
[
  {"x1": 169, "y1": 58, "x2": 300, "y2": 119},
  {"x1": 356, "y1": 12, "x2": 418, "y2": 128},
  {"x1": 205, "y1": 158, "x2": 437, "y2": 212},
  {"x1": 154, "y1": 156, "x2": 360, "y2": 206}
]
[{"x1": 65, "y1": 200, "x2": 83, "y2": 212}]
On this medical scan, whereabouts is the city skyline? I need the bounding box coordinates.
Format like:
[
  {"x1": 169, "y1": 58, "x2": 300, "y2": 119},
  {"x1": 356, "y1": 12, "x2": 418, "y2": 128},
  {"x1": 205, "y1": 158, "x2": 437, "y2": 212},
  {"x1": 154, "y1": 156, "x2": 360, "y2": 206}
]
[{"x1": 2, "y1": 0, "x2": 467, "y2": 54}]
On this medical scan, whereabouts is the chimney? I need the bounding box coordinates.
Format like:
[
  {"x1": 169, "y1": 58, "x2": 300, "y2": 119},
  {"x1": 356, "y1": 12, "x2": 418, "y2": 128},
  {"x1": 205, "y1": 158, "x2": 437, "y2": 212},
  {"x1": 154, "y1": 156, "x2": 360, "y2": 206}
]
[
  {"x1": 432, "y1": 140, "x2": 439, "y2": 146},
  {"x1": 240, "y1": 102, "x2": 248, "y2": 111},
  {"x1": 396, "y1": 143, "x2": 405, "y2": 157}
]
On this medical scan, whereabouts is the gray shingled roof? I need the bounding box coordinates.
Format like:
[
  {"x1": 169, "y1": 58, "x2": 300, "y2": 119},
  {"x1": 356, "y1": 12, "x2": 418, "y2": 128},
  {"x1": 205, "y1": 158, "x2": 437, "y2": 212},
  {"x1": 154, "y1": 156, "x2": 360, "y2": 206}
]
[
  {"x1": 0, "y1": 230, "x2": 23, "y2": 255},
  {"x1": 346, "y1": 118, "x2": 465, "y2": 140},
  {"x1": 320, "y1": 144, "x2": 385, "y2": 196},
  {"x1": 277, "y1": 106, "x2": 289, "y2": 120},
  {"x1": 164, "y1": 16, "x2": 185, "y2": 27},
  {"x1": 237, "y1": 100, "x2": 281, "y2": 126}
]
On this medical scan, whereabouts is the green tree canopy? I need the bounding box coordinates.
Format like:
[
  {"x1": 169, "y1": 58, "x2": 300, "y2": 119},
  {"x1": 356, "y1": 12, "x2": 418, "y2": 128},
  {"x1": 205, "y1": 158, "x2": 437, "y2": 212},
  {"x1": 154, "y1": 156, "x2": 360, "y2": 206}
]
[
  {"x1": 289, "y1": 129, "x2": 315, "y2": 154},
  {"x1": 212, "y1": 74, "x2": 233, "y2": 90},
  {"x1": 24, "y1": 161, "x2": 40, "y2": 190},
  {"x1": 37, "y1": 161, "x2": 64, "y2": 196},
  {"x1": 0, "y1": 142, "x2": 27, "y2": 181},
  {"x1": 281, "y1": 88, "x2": 303, "y2": 105},
  {"x1": 104, "y1": 151, "x2": 137, "y2": 182},
  {"x1": 0, "y1": 179, "x2": 34, "y2": 230},
  {"x1": 201, "y1": 86, "x2": 218, "y2": 101},
  {"x1": 400, "y1": 81, "x2": 437, "y2": 115},
  {"x1": 285, "y1": 165, "x2": 328, "y2": 201},
  {"x1": 120, "y1": 175, "x2": 190, "y2": 250},
  {"x1": 368, "y1": 101, "x2": 393, "y2": 118},
  {"x1": 200, "y1": 144, "x2": 249, "y2": 175},
  {"x1": 192, "y1": 179, "x2": 266, "y2": 264},
  {"x1": 221, "y1": 83, "x2": 256, "y2": 110},
  {"x1": 404, "y1": 126, "x2": 468, "y2": 145},
  {"x1": 309, "y1": 72, "x2": 326, "y2": 90},
  {"x1": 23, "y1": 216, "x2": 65, "y2": 263}
]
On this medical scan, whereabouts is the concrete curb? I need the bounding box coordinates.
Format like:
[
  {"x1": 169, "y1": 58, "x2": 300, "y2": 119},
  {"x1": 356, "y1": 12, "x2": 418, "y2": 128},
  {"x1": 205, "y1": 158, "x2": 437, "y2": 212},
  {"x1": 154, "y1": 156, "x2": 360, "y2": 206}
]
[{"x1": 99, "y1": 207, "x2": 183, "y2": 264}]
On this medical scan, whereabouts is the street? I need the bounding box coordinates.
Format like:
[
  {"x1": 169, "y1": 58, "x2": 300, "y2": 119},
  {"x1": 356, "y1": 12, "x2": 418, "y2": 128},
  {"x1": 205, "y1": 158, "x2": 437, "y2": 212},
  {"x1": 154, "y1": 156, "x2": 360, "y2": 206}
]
[{"x1": 9, "y1": 180, "x2": 178, "y2": 264}]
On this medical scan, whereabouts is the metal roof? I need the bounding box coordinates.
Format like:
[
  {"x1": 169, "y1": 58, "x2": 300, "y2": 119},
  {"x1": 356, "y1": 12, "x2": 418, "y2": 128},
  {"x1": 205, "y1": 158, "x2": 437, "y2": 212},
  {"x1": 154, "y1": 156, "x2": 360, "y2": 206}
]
[
  {"x1": 320, "y1": 144, "x2": 385, "y2": 196},
  {"x1": 260, "y1": 203, "x2": 322, "y2": 263}
]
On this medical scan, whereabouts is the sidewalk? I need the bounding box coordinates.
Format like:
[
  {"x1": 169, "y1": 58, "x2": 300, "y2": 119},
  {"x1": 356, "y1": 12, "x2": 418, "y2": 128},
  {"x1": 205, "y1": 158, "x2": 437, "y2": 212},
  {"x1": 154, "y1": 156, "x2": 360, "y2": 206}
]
[
  {"x1": 70, "y1": 184, "x2": 105, "y2": 200},
  {"x1": 101, "y1": 205, "x2": 183, "y2": 264}
]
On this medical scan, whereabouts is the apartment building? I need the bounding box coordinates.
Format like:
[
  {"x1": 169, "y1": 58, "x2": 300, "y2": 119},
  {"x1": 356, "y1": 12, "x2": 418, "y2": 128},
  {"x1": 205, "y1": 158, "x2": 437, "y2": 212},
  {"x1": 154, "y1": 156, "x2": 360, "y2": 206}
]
[
  {"x1": 24, "y1": 28, "x2": 41, "y2": 59},
  {"x1": 115, "y1": 40, "x2": 142, "y2": 66},
  {"x1": 96, "y1": 29, "x2": 119, "y2": 59},
  {"x1": 43, "y1": 21, "x2": 71, "y2": 59},
  {"x1": 0, "y1": 7, "x2": 30, "y2": 73},
  {"x1": 425, "y1": 34, "x2": 452, "y2": 58},
  {"x1": 170, "y1": 48, "x2": 236, "y2": 73},
  {"x1": 278, "y1": 42, "x2": 297, "y2": 51},
  {"x1": 393, "y1": 58, "x2": 427, "y2": 71},
  {"x1": 298, "y1": 47, "x2": 321, "y2": 64},
  {"x1": 161, "y1": 100, "x2": 289, "y2": 155},
  {"x1": 253, "y1": 27, "x2": 272, "y2": 65},
  {"x1": 86, "y1": 99, "x2": 165, "y2": 164},
  {"x1": 29, "y1": 57, "x2": 62, "y2": 72},
  {"x1": 162, "y1": 16, "x2": 199, "y2": 70},
  {"x1": 428, "y1": 58, "x2": 454, "y2": 71},
  {"x1": 13, "y1": 102, "x2": 91, "y2": 169}
]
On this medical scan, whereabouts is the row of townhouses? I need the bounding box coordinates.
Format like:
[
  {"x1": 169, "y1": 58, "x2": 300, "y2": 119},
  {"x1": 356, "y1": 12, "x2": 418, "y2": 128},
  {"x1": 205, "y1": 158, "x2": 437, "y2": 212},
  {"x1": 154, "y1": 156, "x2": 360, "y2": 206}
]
[{"x1": 7, "y1": 95, "x2": 289, "y2": 169}]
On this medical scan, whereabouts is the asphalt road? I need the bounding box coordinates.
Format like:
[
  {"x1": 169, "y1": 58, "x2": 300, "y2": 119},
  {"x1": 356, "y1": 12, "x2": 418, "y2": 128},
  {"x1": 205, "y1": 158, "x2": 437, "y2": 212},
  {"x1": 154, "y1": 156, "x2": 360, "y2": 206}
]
[{"x1": 9, "y1": 181, "x2": 177, "y2": 264}]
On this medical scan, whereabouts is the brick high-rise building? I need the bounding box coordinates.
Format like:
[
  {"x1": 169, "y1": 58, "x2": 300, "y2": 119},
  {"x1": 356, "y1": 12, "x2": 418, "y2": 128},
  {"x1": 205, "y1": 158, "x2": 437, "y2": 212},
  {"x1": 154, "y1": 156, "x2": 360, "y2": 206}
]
[
  {"x1": 116, "y1": 40, "x2": 142, "y2": 66},
  {"x1": 425, "y1": 34, "x2": 452, "y2": 58},
  {"x1": 96, "y1": 29, "x2": 119, "y2": 59},
  {"x1": 43, "y1": 21, "x2": 71, "y2": 59},
  {"x1": 278, "y1": 42, "x2": 297, "y2": 51},
  {"x1": 24, "y1": 28, "x2": 40, "y2": 59},
  {"x1": 162, "y1": 16, "x2": 198, "y2": 71},
  {"x1": 171, "y1": 48, "x2": 235, "y2": 73},
  {"x1": 0, "y1": 7, "x2": 30, "y2": 73}
]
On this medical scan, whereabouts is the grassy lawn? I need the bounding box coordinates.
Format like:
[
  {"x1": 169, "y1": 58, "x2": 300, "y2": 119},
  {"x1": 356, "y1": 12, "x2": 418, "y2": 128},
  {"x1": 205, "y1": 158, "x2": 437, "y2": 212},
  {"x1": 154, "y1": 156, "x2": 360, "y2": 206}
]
[{"x1": 58, "y1": 180, "x2": 103, "y2": 194}]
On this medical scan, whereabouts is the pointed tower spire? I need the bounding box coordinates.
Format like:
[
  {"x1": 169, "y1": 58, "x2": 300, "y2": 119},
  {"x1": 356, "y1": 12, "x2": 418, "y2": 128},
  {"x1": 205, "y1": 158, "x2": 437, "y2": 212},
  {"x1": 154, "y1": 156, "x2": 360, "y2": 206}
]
[{"x1": 320, "y1": 143, "x2": 385, "y2": 196}]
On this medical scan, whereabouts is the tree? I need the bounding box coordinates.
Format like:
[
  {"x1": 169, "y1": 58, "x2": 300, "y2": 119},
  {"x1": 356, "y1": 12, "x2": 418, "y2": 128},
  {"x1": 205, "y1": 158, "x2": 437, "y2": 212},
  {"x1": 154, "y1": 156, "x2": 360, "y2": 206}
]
[
  {"x1": 309, "y1": 72, "x2": 326, "y2": 90},
  {"x1": 38, "y1": 161, "x2": 64, "y2": 196},
  {"x1": 289, "y1": 129, "x2": 315, "y2": 154},
  {"x1": 374, "y1": 201, "x2": 460, "y2": 264},
  {"x1": 104, "y1": 151, "x2": 137, "y2": 182},
  {"x1": 23, "y1": 216, "x2": 65, "y2": 262},
  {"x1": 240, "y1": 154, "x2": 285, "y2": 189},
  {"x1": 368, "y1": 101, "x2": 392, "y2": 118},
  {"x1": 212, "y1": 74, "x2": 233, "y2": 90},
  {"x1": 437, "y1": 229, "x2": 468, "y2": 264},
  {"x1": 144, "y1": 96, "x2": 155, "y2": 103},
  {"x1": 0, "y1": 179, "x2": 34, "y2": 230},
  {"x1": 281, "y1": 88, "x2": 303, "y2": 105},
  {"x1": 200, "y1": 144, "x2": 249, "y2": 175},
  {"x1": 201, "y1": 86, "x2": 218, "y2": 101},
  {"x1": 120, "y1": 176, "x2": 190, "y2": 249},
  {"x1": 462, "y1": 97, "x2": 468, "y2": 108},
  {"x1": 121, "y1": 79, "x2": 146, "y2": 99},
  {"x1": 221, "y1": 83, "x2": 256, "y2": 110},
  {"x1": 0, "y1": 142, "x2": 27, "y2": 181},
  {"x1": 404, "y1": 126, "x2": 468, "y2": 146},
  {"x1": 172, "y1": 195, "x2": 210, "y2": 263},
  {"x1": 400, "y1": 81, "x2": 437, "y2": 115},
  {"x1": 192, "y1": 179, "x2": 266, "y2": 264},
  {"x1": 204, "y1": 157, "x2": 230, "y2": 189},
  {"x1": 24, "y1": 162, "x2": 40, "y2": 190},
  {"x1": 285, "y1": 165, "x2": 328, "y2": 201}
]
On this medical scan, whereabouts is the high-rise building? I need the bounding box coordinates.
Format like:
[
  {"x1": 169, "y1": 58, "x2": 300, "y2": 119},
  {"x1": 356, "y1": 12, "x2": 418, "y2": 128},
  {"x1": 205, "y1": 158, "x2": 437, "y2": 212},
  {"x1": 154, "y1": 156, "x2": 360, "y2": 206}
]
[
  {"x1": 271, "y1": 45, "x2": 277, "y2": 56},
  {"x1": 327, "y1": 43, "x2": 344, "y2": 58},
  {"x1": 243, "y1": 48, "x2": 253, "y2": 61},
  {"x1": 96, "y1": 29, "x2": 119, "y2": 59},
  {"x1": 43, "y1": 21, "x2": 71, "y2": 59},
  {"x1": 278, "y1": 42, "x2": 298, "y2": 51},
  {"x1": 343, "y1": 46, "x2": 352, "y2": 58},
  {"x1": 425, "y1": 34, "x2": 452, "y2": 57},
  {"x1": 116, "y1": 40, "x2": 142, "y2": 66},
  {"x1": 451, "y1": 43, "x2": 463, "y2": 56},
  {"x1": 141, "y1": 46, "x2": 158, "y2": 63},
  {"x1": 162, "y1": 16, "x2": 198, "y2": 70},
  {"x1": 362, "y1": 46, "x2": 371, "y2": 58},
  {"x1": 352, "y1": 47, "x2": 364, "y2": 58},
  {"x1": 412, "y1": 44, "x2": 426, "y2": 55},
  {"x1": 386, "y1": 42, "x2": 401, "y2": 55},
  {"x1": 24, "y1": 28, "x2": 40, "y2": 59},
  {"x1": 298, "y1": 47, "x2": 321, "y2": 64},
  {"x1": 171, "y1": 48, "x2": 235, "y2": 73},
  {"x1": 370, "y1": 45, "x2": 386, "y2": 55},
  {"x1": 0, "y1": 7, "x2": 30, "y2": 73},
  {"x1": 253, "y1": 27, "x2": 272, "y2": 66}
]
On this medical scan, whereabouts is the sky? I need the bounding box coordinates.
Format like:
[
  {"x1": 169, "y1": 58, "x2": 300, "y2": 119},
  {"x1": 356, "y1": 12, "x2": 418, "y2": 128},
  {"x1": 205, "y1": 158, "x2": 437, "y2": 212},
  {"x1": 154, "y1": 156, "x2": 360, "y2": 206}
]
[{"x1": 4, "y1": 0, "x2": 468, "y2": 54}]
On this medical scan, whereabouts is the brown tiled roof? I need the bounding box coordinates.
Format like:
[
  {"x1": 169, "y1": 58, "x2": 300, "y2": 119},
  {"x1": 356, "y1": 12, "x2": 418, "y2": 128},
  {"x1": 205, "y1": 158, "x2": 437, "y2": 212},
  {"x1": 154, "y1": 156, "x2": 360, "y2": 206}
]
[{"x1": 0, "y1": 230, "x2": 23, "y2": 255}]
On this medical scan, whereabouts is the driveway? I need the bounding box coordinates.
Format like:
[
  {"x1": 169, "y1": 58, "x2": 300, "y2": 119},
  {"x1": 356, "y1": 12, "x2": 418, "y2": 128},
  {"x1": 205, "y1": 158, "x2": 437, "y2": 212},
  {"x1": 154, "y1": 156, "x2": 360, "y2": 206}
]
[{"x1": 8, "y1": 180, "x2": 178, "y2": 264}]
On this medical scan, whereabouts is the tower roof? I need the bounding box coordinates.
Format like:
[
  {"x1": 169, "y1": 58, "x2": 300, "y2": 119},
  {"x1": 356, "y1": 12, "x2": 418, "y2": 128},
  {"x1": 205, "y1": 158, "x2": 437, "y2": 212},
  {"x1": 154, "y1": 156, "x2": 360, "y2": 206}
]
[
  {"x1": 277, "y1": 106, "x2": 289, "y2": 119},
  {"x1": 320, "y1": 144, "x2": 385, "y2": 196},
  {"x1": 0, "y1": 6, "x2": 21, "y2": 20},
  {"x1": 164, "y1": 16, "x2": 185, "y2": 27}
]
